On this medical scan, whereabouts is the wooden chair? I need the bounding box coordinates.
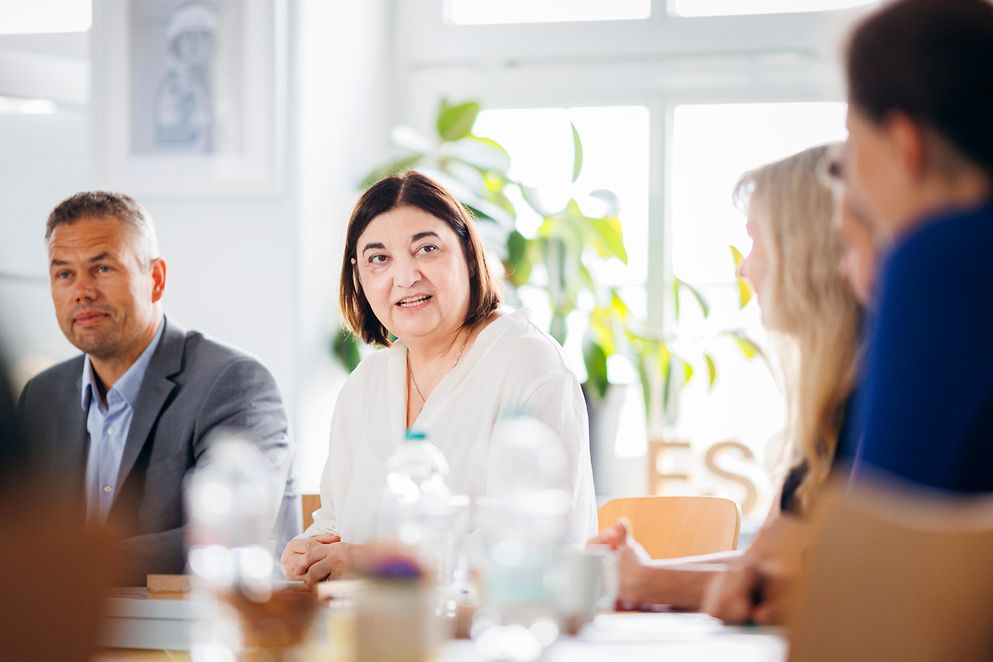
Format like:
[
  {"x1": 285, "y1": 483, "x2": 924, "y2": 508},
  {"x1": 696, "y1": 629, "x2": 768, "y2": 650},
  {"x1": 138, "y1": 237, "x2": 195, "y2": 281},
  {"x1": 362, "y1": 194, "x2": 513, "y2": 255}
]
[
  {"x1": 301, "y1": 493, "x2": 322, "y2": 531},
  {"x1": 597, "y1": 495, "x2": 741, "y2": 559},
  {"x1": 788, "y1": 482, "x2": 993, "y2": 662}
]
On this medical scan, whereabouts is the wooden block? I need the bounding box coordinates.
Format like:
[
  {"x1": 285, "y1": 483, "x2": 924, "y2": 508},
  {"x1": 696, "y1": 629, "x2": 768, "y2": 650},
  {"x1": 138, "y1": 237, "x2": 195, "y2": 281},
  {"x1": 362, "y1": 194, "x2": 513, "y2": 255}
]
[{"x1": 147, "y1": 574, "x2": 191, "y2": 594}]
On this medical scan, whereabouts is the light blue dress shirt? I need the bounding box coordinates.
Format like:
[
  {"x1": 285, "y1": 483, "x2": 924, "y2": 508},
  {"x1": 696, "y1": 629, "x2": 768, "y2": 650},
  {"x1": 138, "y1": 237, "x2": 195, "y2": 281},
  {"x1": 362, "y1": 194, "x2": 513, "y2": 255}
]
[{"x1": 82, "y1": 322, "x2": 165, "y2": 523}]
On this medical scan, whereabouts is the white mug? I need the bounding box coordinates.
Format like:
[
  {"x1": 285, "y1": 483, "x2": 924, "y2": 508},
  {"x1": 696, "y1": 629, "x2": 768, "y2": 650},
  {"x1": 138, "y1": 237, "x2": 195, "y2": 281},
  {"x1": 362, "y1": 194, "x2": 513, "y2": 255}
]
[{"x1": 547, "y1": 545, "x2": 618, "y2": 633}]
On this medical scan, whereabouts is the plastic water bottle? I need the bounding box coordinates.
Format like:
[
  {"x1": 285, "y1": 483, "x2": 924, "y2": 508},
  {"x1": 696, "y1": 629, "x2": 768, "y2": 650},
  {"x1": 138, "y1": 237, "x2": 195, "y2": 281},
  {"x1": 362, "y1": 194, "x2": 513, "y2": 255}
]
[
  {"x1": 472, "y1": 414, "x2": 571, "y2": 662},
  {"x1": 185, "y1": 435, "x2": 278, "y2": 661},
  {"x1": 378, "y1": 429, "x2": 462, "y2": 587}
]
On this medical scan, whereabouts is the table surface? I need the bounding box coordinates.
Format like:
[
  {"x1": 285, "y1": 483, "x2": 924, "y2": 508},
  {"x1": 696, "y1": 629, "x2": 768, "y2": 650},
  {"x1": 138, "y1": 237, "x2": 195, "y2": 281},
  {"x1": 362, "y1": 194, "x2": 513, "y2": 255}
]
[{"x1": 97, "y1": 602, "x2": 786, "y2": 662}]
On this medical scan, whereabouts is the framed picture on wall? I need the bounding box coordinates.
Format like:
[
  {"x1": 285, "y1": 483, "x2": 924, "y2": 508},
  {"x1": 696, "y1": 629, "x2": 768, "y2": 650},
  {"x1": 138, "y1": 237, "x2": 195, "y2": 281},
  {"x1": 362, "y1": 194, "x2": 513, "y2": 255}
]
[{"x1": 92, "y1": 0, "x2": 287, "y2": 196}]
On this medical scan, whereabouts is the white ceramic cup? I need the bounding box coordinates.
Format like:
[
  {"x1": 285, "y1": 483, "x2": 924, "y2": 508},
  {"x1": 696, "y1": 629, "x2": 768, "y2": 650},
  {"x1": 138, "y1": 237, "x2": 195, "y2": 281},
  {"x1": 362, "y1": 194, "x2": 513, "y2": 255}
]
[{"x1": 548, "y1": 545, "x2": 619, "y2": 632}]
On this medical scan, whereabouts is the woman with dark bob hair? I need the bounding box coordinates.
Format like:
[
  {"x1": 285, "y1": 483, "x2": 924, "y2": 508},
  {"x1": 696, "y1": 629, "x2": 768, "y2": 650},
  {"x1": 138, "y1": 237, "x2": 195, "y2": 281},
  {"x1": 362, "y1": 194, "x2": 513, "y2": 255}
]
[
  {"x1": 843, "y1": 0, "x2": 993, "y2": 492},
  {"x1": 281, "y1": 171, "x2": 597, "y2": 583}
]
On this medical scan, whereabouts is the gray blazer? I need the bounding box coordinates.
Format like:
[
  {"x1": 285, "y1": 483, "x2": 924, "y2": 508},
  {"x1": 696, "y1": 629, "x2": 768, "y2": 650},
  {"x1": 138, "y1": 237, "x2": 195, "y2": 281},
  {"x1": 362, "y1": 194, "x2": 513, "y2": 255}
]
[{"x1": 17, "y1": 317, "x2": 300, "y2": 584}]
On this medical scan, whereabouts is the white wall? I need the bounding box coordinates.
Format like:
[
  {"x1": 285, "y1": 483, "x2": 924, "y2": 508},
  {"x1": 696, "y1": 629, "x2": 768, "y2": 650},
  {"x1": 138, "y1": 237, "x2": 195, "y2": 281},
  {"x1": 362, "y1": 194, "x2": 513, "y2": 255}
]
[
  {"x1": 293, "y1": 0, "x2": 394, "y2": 489},
  {"x1": 0, "y1": 110, "x2": 90, "y2": 383}
]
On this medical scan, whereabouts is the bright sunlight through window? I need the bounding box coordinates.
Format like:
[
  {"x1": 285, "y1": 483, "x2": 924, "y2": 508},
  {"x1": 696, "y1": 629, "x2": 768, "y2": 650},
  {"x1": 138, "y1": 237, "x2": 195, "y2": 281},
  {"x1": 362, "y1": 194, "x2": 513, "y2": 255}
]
[
  {"x1": 448, "y1": 0, "x2": 650, "y2": 25},
  {"x1": 0, "y1": 0, "x2": 91, "y2": 34}
]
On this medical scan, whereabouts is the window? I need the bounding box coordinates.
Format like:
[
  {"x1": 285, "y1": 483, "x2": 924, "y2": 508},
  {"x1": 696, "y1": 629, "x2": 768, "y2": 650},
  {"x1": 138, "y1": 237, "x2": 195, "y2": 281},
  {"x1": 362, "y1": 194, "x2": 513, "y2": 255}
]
[
  {"x1": 447, "y1": 0, "x2": 650, "y2": 26},
  {"x1": 0, "y1": 0, "x2": 91, "y2": 34},
  {"x1": 671, "y1": 0, "x2": 877, "y2": 17}
]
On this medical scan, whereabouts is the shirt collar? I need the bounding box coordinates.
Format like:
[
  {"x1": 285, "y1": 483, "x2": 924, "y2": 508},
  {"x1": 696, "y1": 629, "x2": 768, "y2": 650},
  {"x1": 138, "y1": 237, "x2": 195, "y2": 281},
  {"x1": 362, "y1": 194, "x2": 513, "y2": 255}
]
[{"x1": 80, "y1": 319, "x2": 166, "y2": 411}]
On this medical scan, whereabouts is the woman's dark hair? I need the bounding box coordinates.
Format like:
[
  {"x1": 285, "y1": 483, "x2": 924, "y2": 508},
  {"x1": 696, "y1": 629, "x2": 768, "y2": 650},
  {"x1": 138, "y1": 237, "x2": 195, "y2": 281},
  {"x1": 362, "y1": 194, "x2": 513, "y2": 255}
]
[
  {"x1": 846, "y1": 0, "x2": 993, "y2": 176},
  {"x1": 339, "y1": 171, "x2": 502, "y2": 346}
]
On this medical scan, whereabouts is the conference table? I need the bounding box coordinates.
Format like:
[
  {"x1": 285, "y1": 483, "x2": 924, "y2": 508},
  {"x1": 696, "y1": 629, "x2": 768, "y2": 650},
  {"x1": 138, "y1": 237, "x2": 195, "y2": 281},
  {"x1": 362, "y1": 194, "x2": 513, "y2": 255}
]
[{"x1": 95, "y1": 587, "x2": 787, "y2": 661}]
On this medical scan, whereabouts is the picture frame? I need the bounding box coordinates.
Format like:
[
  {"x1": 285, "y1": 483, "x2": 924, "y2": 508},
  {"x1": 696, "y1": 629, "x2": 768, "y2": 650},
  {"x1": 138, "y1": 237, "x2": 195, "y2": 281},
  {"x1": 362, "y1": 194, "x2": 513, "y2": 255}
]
[{"x1": 91, "y1": 0, "x2": 287, "y2": 196}]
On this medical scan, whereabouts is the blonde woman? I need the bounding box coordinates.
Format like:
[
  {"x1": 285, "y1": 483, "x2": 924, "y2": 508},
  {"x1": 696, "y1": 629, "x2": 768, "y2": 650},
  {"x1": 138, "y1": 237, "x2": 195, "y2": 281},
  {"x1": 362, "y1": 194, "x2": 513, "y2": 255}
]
[{"x1": 592, "y1": 144, "x2": 865, "y2": 610}]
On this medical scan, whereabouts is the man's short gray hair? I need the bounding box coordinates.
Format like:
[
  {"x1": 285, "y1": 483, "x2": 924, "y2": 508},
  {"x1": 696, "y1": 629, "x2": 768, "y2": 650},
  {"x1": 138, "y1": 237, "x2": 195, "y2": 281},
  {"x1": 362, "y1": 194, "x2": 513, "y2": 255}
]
[{"x1": 45, "y1": 191, "x2": 160, "y2": 266}]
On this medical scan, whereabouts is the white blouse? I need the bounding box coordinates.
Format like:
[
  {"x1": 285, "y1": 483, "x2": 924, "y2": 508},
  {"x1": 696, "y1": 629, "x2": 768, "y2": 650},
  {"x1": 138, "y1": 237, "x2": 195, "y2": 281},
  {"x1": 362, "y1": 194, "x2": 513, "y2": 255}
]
[{"x1": 303, "y1": 309, "x2": 598, "y2": 544}]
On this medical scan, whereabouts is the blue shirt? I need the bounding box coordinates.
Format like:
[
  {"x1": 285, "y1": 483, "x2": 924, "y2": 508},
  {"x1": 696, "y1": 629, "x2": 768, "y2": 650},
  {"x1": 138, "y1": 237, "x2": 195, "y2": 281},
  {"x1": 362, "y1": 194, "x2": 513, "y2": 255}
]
[
  {"x1": 854, "y1": 200, "x2": 993, "y2": 492},
  {"x1": 82, "y1": 321, "x2": 165, "y2": 523}
]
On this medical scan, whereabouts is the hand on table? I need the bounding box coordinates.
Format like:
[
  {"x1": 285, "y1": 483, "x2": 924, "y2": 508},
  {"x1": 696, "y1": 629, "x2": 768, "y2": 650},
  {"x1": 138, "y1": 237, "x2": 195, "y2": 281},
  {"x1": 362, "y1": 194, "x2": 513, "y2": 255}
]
[
  {"x1": 303, "y1": 540, "x2": 358, "y2": 587},
  {"x1": 701, "y1": 516, "x2": 808, "y2": 625},
  {"x1": 280, "y1": 534, "x2": 341, "y2": 581},
  {"x1": 701, "y1": 559, "x2": 795, "y2": 625},
  {"x1": 589, "y1": 518, "x2": 653, "y2": 606}
]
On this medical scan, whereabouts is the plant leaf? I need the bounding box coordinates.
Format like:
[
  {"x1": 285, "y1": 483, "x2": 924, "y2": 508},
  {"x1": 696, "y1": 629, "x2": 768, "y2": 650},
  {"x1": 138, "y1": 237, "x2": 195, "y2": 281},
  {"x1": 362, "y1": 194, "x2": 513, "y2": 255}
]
[
  {"x1": 587, "y1": 216, "x2": 628, "y2": 263},
  {"x1": 332, "y1": 327, "x2": 362, "y2": 373},
  {"x1": 390, "y1": 126, "x2": 432, "y2": 152},
  {"x1": 730, "y1": 245, "x2": 753, "y2": 308},
  {"x1": 730, "y1": 244, "x2": 745, "y2": 270},
  {"x1": 583, "y1": 340, "x2": 609, "y2": 400},
  {"x1": 737, "y1": 279, "x2": 753, "y2": 309},
  {"x1": 549, "y1": 310, "x2": 568, "y2": 345},
  {"x1": 705, "y1": 353, "x2": 717, "y2": 389},
  {"x1": 730, "y1": 331, "x2": 761, "y2": 359},
  {"x1": 672, "y1": 279, "x2": 681, "y2": 321},
  {"x1": 520, "y1": 185, "x2": 563, "y2": 217},
  {"x1": 674, "y1": 277, "x2": 711, "y2": 318},
  {"x1": 449, "y1": 136, "x2": 512, "y2": 172},
  {"x1": 506, "y1": 229, "x2": 527, "y2": 267},
  {"x1": 590, "y1": 189, "x2": 620, "y2": 217},
  {"x1": 436, "y1": 100, "x2": 480, "y2": 142},
  {"x1": 571, "y1": 121, "x2": 583, "y2": 182},
  {"x1": 635, "y1": 354, "x2": 652, "y2": 418},
  {"x1": 589, "y1": 307, "x2": 616, "y2": 355},
  {"x1": 610, "y1": 290, "x2": 630, "y2": 321},
  {"x1": 359, "y1": 153, "x2": 424, "y2": 188}
]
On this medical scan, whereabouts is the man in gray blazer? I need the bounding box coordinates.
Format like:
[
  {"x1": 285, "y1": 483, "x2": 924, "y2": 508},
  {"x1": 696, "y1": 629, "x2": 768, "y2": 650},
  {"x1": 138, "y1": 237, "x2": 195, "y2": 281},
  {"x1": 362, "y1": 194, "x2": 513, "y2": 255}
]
[{"x1": 17, "y1": 191, "x2": 300, "y2": 585}]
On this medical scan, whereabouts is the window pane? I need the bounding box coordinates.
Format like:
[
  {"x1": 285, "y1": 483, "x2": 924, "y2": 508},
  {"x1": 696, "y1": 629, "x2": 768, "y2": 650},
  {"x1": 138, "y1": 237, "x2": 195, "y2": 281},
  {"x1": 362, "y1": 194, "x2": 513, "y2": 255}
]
[
  {"x1": 0, "y1": 0, "x2": 91, "y2": 34},
  {"x1": 666, "y1": 101, "x2": 847, "y2": 509},
  {"x1": 672, "y1": 102, "x2": 847, "y2": 285},
  {"x1": 671, "y1": 0, "x2": 876, "y2": 17},
  {"x1": 448, "y1": 0, "x2": 650, "y2": 26}
]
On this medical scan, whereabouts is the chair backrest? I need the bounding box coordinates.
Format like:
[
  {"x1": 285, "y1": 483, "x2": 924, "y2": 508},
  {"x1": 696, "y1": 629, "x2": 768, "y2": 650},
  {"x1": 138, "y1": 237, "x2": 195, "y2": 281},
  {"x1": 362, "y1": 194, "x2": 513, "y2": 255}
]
[
  {"x1": 301, "y1": 493, "x2": 322, "y2": 532},
  {"x1": 789, "y1": 483, "x2": 993, "y2": 662},
  {"x1": 597, "y1": 495, "x2": 741, "y2": 559}
]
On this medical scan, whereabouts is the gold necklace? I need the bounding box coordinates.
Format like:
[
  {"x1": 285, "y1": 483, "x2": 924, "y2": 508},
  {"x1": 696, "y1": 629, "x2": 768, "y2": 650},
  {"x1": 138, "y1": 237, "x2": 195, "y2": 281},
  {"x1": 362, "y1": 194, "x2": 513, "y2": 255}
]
[{"x1": 407, "y1": 329, "x2": 470, "y2": 412}]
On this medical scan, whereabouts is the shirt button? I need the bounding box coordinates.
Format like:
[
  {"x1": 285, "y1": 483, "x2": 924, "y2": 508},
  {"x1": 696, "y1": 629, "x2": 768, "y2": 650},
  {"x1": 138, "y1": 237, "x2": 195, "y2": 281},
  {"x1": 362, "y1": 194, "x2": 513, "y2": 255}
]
[
  {"x1": 107, "y1": 426, "x2": 114, "y2": 435},
  {"x1": 102, "y1": 484, "x2": 112, "y2": 494}
]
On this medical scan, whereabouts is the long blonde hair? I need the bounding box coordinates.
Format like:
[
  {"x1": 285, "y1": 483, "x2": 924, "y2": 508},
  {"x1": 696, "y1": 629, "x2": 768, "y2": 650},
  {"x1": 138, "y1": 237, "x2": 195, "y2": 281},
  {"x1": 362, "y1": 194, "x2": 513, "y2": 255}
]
[{"x1": 736, "y1": 144, "x2": 861, "y2": 511}]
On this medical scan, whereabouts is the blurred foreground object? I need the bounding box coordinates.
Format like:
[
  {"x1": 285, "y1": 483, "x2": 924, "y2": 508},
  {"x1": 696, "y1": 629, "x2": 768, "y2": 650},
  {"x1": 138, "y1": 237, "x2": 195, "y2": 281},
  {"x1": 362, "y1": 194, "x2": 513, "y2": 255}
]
[
  {"x1": 355, "y1": 554, "x2": 436, "y2": 662},
  {"x1": 377, "y1": 428, "x2": 469, "y2": 603},
  {"x1": 472, "y1": 415, "x2": 572, "y2": 661},
  {"x1": 0, "y1": 488, "x2": 115, "y2": 662},
  {"x1": 789, "y1": 479, "x2": 993, "y2": 662},
  {"x1": 186, "y1": 435, "x2": 317, "y2": 661},
  {"x1": 0, "y1": 344, "x2": 116, "y2": 661}
]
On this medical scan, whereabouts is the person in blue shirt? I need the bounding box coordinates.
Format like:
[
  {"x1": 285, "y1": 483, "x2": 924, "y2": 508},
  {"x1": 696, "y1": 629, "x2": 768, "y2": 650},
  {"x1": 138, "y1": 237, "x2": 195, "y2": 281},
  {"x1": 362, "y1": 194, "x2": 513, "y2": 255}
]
[{"x1": 843, "y1": 0, "x2": 993, "y2": 492}]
